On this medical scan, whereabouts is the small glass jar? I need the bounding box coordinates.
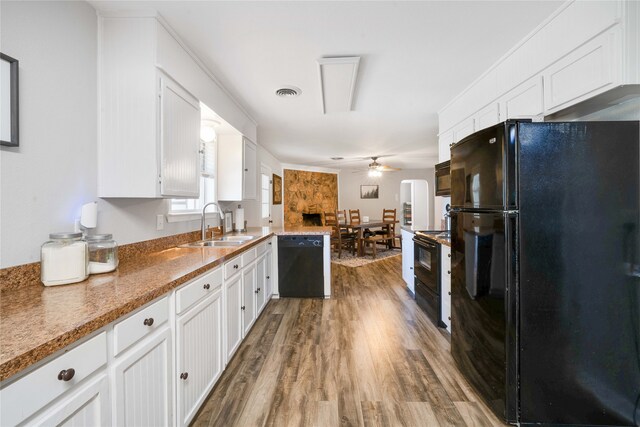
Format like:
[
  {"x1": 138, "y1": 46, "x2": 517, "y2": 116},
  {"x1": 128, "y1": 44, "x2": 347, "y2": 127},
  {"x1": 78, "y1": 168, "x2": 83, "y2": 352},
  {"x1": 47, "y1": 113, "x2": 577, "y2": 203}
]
[
  {"x1": 86, "y1": 234, "x2": 118, "y2": 274},
  {"x1": 41, "y1": 232, "x2": 89, "y2": 286}
]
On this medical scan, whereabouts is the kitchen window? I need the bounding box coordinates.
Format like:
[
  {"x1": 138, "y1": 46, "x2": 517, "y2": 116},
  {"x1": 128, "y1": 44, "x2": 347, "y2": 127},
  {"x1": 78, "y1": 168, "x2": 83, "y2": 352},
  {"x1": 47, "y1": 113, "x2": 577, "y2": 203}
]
[
  {"x1": 261, "y1": 173, "x2": 270, "y2": 219},
  {"x1": 168, "y1": 140, "x2": 217, "y2": 221}
]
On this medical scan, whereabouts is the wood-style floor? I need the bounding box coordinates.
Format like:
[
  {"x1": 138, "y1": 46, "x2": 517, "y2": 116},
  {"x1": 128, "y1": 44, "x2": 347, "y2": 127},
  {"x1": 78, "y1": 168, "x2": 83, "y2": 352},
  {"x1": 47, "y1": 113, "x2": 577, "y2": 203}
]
[{"x1": 192, "y1": 256, "x2": 505, "y2": 427}]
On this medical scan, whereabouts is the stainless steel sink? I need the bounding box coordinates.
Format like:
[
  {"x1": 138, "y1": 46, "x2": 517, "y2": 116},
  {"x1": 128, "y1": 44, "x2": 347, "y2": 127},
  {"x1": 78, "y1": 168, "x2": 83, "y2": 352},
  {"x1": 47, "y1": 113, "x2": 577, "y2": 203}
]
[
  {"x1": 217, "y1": 235, "x2": 255, "y2": 242},
  {"x1": 179, "y1": 240, "x2": 244, "y2": 248},
  {"x1": 178, "y1": 235, "x2": 256, "y2": 248}
]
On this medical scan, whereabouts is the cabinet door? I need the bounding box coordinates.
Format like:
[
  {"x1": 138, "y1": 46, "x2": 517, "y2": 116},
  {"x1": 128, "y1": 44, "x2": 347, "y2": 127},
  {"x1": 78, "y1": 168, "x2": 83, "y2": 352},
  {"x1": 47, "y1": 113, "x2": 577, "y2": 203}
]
[
  {"x1": 160, "y1": 73, "x2": 201, "y2": 198},
  {"x1": 438, "y1": 130, "x2": 454, "y2": 162},
  {"x1": 500, "y1": 75, "x2": 544, "y2": 120},
  {"x1": 242, "y1": 263, "x2": 257, "y2": 337},
  {"x1": 256, "y1": 255, "x2": 267, "y2": 315},
  {"x1": 452, "y1": 117, "x2": 475, "y2": 143},
  {"x1": 401, "y1": 229, "x2": 415, "y2": 293},
  {"x1": 543, "y1": 26, "x2": 621, "y2": 113},
  {"x1": 225, "y1": 274, "x2": 243, "y2": 362},
  {"x1": 243, "y1": 139, "x2": 257, "y2": 200},
  {"x1": 112, "y1": 328, "x2": 172, "y2": 427},
  {"x1": 474, "y1": 102, "x2": 500, "y2": 132},
  {"x1": 176, "y1": 290, "x2": 223, "y2": 427},
  {"x1": 265, "y1": 248, "x2": 273, "y2": 301},
  {"x1": 440, "y1": 245, "x2": 452, "y2": 334},
  {"x1": 27, "y1": 374, "x2": 110, "y2": 427}
]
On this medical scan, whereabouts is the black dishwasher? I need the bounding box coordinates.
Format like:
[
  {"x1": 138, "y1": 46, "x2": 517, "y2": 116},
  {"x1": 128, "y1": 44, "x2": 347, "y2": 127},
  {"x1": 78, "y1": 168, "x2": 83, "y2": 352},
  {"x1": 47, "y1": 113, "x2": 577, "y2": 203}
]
[{"x1": 278, "y1": 235, "x2": 324, "y2": 297}]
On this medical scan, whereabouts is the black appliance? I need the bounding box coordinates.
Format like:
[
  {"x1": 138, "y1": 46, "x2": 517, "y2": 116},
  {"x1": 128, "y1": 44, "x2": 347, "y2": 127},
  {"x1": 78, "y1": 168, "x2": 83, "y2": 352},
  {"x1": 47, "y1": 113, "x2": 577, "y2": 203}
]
[
  {"x1": 413, "y1": 232, "x2": 442, "y2": 326},
  {"x1": 450, "y1": 120, "x2": 640, "y2": 426},
  {"x1": 435, "y1": 160, "x2": 451, "y2": 196},
  {"x1": 278, "y1": 235, "x2": 324, "y2": 297}
]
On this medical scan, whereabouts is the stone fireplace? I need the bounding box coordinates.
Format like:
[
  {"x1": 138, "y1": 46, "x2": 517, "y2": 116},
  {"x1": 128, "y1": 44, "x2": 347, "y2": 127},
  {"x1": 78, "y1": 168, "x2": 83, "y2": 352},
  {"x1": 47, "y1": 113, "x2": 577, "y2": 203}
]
[{"x1": 283, "y1": 169, "x2": 338, "y2": 228}]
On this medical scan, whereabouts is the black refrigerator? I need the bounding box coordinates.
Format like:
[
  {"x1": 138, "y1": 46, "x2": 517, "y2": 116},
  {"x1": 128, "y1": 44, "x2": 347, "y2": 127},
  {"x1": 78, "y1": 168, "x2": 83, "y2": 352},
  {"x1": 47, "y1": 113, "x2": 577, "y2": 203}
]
[{"x1": 449, "y1": 120, "x2": 640, "y2": 426}]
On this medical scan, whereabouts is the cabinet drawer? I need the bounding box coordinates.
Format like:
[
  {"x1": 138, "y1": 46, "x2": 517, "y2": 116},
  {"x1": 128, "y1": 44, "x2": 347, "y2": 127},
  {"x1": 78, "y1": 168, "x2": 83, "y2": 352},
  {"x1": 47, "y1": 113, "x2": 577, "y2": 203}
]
[
  {"x1": 0, "y1": 332, "x2": 107, "y2": 426},
  {"x1": 224, "y1": 255, "x2": 243, "y2": 279},
  {"x1": 242, "y1": 248, "x2": 257, "y2": 266},
  {"x1": 256, "y1": 241, "x2": 267, "y2": 257},
  {"x1": 176, "y1": 267, "x2": 223, "y2": 314},
  {"x1": 113, "y1": 296, "x2": 169, "y2": 356}
]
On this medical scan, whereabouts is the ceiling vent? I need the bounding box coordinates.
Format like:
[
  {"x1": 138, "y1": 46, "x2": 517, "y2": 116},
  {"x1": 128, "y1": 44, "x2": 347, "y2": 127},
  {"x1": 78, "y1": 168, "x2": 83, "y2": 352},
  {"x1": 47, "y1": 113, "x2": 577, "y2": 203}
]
[
  {"x1": 275, "y1": 86, "x2": 301, "y2": 97},
  {"x1": 317, "y1": 56, "x2": 360, "y2": 114}
]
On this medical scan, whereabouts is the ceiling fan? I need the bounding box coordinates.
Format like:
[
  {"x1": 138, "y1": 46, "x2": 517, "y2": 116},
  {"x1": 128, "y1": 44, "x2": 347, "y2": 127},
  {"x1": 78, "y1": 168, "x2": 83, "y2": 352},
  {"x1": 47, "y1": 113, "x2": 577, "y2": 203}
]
[
  {"x1": 368, "y1": 156, "x2": 400, "y2": 172},
  {"x1": 355, "y1": 156, "x2": 401, "y2": 176}
]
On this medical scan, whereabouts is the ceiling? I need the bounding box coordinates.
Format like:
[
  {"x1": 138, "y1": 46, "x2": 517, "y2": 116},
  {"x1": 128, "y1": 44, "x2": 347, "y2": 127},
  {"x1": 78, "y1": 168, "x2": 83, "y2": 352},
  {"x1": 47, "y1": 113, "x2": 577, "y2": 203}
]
[{"x1": 91, "y1": 1, "x2": 562, "y2": 170}]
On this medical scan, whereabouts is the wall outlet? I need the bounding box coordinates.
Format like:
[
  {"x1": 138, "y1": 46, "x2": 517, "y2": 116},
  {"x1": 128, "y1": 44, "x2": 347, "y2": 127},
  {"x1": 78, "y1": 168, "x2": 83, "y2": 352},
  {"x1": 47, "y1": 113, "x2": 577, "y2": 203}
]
[{"x1": 156, "y1": 214, "x2": 164, "y2": 231}]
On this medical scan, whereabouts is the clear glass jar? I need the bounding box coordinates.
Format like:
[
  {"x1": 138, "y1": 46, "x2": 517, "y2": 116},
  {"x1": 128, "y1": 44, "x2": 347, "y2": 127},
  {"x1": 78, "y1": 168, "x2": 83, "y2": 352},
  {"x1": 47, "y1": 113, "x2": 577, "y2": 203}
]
[
  {"x1": 41, "y1": 232, "x2": 88, "y2": 286},
  {"x1": 86, "y1": 234, "x2": 118, "y2": 274}
]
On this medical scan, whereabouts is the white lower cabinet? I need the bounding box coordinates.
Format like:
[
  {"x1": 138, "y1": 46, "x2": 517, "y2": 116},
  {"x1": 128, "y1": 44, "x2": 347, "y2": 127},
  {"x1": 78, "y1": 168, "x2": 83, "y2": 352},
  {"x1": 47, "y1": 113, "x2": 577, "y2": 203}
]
[
  {"x1": 225, "y1": 273, "x2": 243, "y2": 363},
  {"x1": 0, "y1": 332, "x2": 107, "y2": 426},
  {"x1": 401, "y1": 229, "x2": 415, "y2": 294},
  {"x1": 28, "y1": 374, "x2": 111, "y2": 427},
  {"x1": 440, "y1": 245, "x2": 452, "y2": 334},
  {"x1": 256, "y1": 255, "x2": 267, "y2": 314},
  {"x1": 112, "y1": 327, "x2": 173, "y2": 427},
  {"x1": 176, "y1": 288, "x2": 223, "y2": 426},
  {"x1": 242, "y1": 263, "x2": 257, "y2": 337},
  {"x1": 1, "y1": 236, "x2": 278, "y2": 427},
  {"x1": 265, "y1": 246, "x2": 273, "y2": 299}
]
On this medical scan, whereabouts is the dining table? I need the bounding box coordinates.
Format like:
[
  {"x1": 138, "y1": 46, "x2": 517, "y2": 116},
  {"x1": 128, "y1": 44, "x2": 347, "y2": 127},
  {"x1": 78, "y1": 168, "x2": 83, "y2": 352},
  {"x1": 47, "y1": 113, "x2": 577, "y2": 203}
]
[{"x1": 343, "y1": 219, "x2": 399, "y2": 256}]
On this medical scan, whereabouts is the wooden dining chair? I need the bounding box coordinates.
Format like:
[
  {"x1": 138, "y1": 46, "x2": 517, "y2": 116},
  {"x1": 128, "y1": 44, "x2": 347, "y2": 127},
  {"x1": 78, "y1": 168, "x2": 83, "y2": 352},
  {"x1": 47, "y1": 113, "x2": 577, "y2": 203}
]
[
  {"x1": 378, "y1": 208, "x2": 401, "y2": 249},
  {"x1": 349, "y1": 209, "x2": 361, "y2": 225},
  {"x1": 337, "y1": 209, "x2": 347, "y2": 225},
  {"x1": 325, "y1": 211, "x2": 356, "y2": 258}
]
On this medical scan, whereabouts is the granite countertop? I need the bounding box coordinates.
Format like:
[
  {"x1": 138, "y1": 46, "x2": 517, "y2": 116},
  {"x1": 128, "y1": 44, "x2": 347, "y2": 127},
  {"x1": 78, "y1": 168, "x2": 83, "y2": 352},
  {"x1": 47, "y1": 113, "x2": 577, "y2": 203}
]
[
  {"x1": 424, "y1": 233, "x2": 451, "y2": 247},
  {"x1": 399, "y1": 226, "x2": 451, "y2": 247},
  {"x1": 0, "y1": 226, "x2": 331, "y2": 382}
]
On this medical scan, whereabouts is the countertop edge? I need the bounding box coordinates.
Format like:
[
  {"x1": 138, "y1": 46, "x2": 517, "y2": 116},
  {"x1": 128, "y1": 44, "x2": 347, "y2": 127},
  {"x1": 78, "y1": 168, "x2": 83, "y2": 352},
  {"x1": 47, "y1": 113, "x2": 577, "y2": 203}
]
[{"x1": 1, "y1": 232, "x2": 277, "y2": 382}]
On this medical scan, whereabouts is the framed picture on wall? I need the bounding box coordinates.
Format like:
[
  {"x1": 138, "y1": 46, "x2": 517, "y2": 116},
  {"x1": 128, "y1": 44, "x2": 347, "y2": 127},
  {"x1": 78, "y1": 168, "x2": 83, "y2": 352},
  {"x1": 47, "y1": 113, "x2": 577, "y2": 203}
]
[
  {"x1": 272, "y1": 173, "x2": 282, "y2": 204},
  {"x1": 360, "y1": 185, "x2": 379, "y2": 199},
  {"x1": 1, "y1": 52, "x2": 19, "y2": 147}
]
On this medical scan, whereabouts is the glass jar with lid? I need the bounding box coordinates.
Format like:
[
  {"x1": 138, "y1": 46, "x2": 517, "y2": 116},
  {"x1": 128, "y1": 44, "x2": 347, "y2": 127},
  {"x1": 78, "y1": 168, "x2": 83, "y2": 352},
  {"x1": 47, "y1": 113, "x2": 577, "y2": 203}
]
[
  {"x1": 41, "y1": 232, "x2": 88, "y2": 286},
  {"x1": 86, "y1": 234, "x2": 118, "y2": 274}
]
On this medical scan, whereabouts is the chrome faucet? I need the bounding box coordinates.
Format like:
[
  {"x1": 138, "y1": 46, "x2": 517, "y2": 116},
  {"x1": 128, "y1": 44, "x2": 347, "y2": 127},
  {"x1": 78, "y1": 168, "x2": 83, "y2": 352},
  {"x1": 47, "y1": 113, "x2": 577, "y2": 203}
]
[{"x1": 201, "y1": 202, "x2": 225, "y2": 240}]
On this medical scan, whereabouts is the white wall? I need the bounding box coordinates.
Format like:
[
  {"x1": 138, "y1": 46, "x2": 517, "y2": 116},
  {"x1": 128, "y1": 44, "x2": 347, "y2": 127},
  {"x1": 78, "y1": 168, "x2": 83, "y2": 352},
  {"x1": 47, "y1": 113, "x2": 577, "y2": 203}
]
[
  {"x1": 339, "y1": 168, "x2": 435, "y2": 229},
  {"x1": 0, "y1": 1, "x2": 103, "y2": 267},
  {"x1": 0, "y1": 1, "x2": 260, "y2": 268}
]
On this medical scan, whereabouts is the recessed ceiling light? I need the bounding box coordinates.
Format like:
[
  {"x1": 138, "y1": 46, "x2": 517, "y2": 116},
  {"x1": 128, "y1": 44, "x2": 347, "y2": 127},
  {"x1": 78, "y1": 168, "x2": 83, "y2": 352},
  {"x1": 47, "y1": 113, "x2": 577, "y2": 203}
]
[
  {"x1": 275, "y1": 86, "x2": 301, "y2": 97},
  {"x1": 330, "y1": 157, "x2": 344, "y2": 160}
]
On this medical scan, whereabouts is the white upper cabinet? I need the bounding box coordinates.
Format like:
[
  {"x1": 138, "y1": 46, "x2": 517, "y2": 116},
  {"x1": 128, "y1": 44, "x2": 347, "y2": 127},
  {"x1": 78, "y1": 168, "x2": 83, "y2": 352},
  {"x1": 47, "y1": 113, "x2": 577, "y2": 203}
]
[
  {"x1": 452, "y1": 117, "x2": 475, "y2": 143},
  {"x1": 217, "y1": 135, "x2": 257, "y2": 201},
  {"x1": 438, "y1": 130, "x2": 454, "y2": 162},
  {"x1": 474, "y1": 102, "x2": 500, "y2": 133},
  {"x1": 542, "y1": 25, "x2": 622, "y2": 113},
  {"x1": 160, "y1": 75, "x2": 201, "y2": 197},
  {"x1": 438, "y1": 0, "x2": 639, "y2": 153},
  {"x1": 98, "y1": 15, "x2": 200, "y2": 198},
  {"x1": 243, "y1": 141, "x2": 257, "y2": 200},
  {"x1": 499, "y1": 75, "x2": 544, "y2": 120}
]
